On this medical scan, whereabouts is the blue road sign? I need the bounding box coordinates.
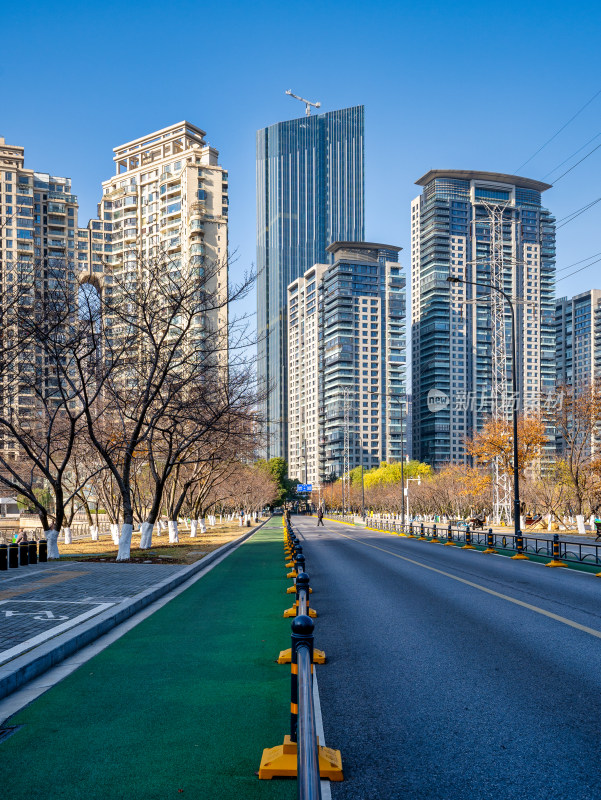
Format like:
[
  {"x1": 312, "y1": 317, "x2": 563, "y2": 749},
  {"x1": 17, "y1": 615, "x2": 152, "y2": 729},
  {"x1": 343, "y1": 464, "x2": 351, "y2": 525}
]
[{"x1": 296, "y1": 484, "x2": 313, "y2": 493}]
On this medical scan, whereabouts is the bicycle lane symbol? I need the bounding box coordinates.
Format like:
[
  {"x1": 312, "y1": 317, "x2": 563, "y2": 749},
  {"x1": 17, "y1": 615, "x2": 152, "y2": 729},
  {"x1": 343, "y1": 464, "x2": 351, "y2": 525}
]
[{"x1": 1, "y1": 609, "x2": 69, "y2": 621}]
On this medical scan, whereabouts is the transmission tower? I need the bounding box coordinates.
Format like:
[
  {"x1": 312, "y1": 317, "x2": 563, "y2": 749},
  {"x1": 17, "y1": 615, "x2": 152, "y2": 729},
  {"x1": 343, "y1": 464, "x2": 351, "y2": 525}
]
[{"x1": 482, "y1": 200, "x2": 513, "y2": 525}]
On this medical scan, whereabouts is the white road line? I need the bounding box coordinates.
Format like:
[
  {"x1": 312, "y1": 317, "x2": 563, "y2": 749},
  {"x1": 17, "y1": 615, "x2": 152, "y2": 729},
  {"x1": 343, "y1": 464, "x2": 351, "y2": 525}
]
[
  {"x1": 0, "y1": 602, "x2": 115, "y2": 665},
  {"x1": 335, "y1": 530, "x2": 601, "y2": 640}
]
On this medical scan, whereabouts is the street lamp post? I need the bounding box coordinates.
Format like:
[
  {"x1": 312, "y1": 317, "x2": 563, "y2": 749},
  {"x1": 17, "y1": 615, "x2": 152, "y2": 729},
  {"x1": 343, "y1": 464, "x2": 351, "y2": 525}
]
[{"x1": 447, "y1": 275, "x2": 521, "y2": 540}]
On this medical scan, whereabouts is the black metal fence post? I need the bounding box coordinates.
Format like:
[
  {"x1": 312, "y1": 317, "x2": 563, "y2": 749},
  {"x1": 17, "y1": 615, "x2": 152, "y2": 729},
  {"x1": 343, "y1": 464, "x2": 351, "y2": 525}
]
[
  {"x1": 462, "y1": 525, "x2": 474, "y2": 549},
  {"x1": 8, "y1": 543, "x2": 19, "y2": 568},
  {"x1": 19, "y1": 543, "x2": 29, "y2": 566},
  {"x1": 38, "y1": 539, "x2": 48, "y2": 562},
  {"x1": 512, "y1": 530, "x2": 529, "y2": 560},
  {"x1": 483, "y1": 528, "x2": 496, "y2": 553}
]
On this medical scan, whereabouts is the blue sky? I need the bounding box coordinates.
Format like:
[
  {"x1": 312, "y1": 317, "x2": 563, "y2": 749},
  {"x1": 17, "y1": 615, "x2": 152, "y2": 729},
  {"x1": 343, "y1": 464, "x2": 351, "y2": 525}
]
[{"x1": 3, "y1": 0, "x2": 601, "y2": 301}]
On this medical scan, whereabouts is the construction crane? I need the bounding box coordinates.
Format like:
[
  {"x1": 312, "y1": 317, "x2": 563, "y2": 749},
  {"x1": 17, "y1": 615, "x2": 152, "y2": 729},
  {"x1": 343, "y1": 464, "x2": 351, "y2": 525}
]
[{"x1": 285, "y1": 89, "x2": 321, "y2": 116}]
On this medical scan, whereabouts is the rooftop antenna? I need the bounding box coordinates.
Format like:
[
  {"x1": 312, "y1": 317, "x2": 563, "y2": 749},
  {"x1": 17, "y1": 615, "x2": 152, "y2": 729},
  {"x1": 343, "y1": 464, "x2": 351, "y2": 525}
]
[{"x1": 285, "y1": 89, "x2": 321, "y2": 116}]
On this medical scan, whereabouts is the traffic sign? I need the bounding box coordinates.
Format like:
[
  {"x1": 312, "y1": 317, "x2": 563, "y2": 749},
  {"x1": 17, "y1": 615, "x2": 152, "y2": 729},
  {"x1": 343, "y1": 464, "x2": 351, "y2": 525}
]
[{"x1": 296, "y1": 483, "x2": 313, "y2": 493}]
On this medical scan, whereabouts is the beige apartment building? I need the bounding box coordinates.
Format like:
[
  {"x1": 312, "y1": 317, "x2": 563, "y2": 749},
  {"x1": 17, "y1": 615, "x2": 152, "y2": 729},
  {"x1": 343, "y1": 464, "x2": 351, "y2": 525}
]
[
  {"x1": 0, "y1": 137, "x2": 80, "y2": 428},
  {"x1": 78, "y1": 121, "x2": 229, "y2": 347}
]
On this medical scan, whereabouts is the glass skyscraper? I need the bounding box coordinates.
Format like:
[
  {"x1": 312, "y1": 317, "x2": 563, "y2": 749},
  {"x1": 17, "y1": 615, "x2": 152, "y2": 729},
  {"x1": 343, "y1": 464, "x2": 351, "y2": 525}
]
[
  {"x1": 411, "y1": 170, "x2": 556, "y2": 468},
  {"x1": 257, "y1": 105, "x2": 364, "y2": 459}
]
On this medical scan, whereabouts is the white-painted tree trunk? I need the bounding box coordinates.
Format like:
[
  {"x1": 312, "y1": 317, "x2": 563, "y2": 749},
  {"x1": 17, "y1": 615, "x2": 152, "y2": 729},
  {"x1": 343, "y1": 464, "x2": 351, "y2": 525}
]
[
  {"x1": 110, "y1": 523, "x2": 120, "y2": 544},
  {"x1": 90, "y1": 525, "x2": 99, "y2": 541},
  {"x1": 238, "y1": 516, "x2": 243, "y2": 527},
  {"x1": 46, "y1": 529, "x2": 60, "y2": 559},
  {"x1": 63, "y1": 527, "x2": 72, "y2": 544},
  {"x1": 139, "y1": 521, "x2": 154, "y2": 549},
  {"x1": 190, "y1": 519, "x2": 198, "y2": 537},
  {"x1": 199, "y1": 518, "x2": 207, "y2": 534},
  {"x1": 116, "y1": 523, "x2": 133, "y2": 561},
  {"x1": 219, "y1": 515, "x2": 222, "y2": 524},
  {"x1": 576, "y1": 514, "x2": 586, "y2": 534},
  {"x1": 519, "y1": 515, "x2": 525, "y2": 531},
  {"x1": 168, "y1": 520, "x2": 179, "y2": 543},
  {"x1": 547, "y1": 513, "x2": 552, "y2": 531}
]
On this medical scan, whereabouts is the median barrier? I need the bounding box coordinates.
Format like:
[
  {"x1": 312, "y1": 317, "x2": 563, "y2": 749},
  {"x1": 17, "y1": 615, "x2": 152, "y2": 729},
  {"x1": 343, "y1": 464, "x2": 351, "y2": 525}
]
[
  {"x1": 279, "y1": 521, "x2": 325, "y2": 665},
  {"x1": 368, "y1": 518, "x2": 601, "y2": 570},
  {"x1": 259, "y1": 614, "x2": 343, "y2": 785}
]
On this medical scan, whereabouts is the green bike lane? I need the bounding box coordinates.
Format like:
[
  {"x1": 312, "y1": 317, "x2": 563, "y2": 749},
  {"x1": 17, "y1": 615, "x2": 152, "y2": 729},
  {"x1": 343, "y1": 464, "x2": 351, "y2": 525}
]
[{"x1": 1, "y1": 519, "x2": 296, "y2": 800}]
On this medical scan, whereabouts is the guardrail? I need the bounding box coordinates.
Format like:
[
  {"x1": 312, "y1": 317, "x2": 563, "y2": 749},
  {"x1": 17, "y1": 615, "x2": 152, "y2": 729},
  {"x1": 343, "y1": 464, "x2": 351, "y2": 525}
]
[
  {"x1": 259, "y1": 517, "x2": 343, "y2": 792},
  {"x1": 367, "y1": 520, "x2": 601, "y2": 569},
  {"x1": 322, "y1": 513, "x2": 356, "y2": 525}
]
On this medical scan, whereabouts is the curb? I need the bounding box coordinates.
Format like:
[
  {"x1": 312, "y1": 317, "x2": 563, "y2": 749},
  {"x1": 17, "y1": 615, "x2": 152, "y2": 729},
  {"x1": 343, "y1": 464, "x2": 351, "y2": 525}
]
[{"x1": 0, "y1": 519, "x2": 268, "y2": 700}]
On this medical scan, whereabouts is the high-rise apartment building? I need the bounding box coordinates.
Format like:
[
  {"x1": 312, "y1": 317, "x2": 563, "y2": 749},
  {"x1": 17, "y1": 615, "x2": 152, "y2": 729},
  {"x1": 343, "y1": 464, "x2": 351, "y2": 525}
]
[
  {"x1": 287, "y1": 241, "x2": 406, "y2": 484},
  {"x1": 0, "y1": 137, "x2": 79, "y2": 423},
  {"x1": 81, "y1": 121, "x2": 229, "y2": 337},
  {"x1": 1, "y1": 137, "x2": 79, "y2": 281},
  {"x1": 257, "y1": 106, "x2": 365, "y2": 460},
  {"x1": 411, "y1": 170, "x2": 556, "y2": 468},
  {"x1": 556, "y1": 290, "x2": 601, "y2": 389}
]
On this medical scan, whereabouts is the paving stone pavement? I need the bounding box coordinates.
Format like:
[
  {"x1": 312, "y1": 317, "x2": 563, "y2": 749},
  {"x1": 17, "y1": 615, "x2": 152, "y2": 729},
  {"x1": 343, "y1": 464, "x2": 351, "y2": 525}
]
[{"x1": 0, "y1": 561, "x2": 184, "y2": 666}]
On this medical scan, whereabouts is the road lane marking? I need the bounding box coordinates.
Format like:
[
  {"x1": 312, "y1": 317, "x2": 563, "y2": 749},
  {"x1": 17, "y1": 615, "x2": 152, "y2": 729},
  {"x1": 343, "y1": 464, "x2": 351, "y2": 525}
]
[
  {"x1": 0, "y1": 601, "x2": 115, "y2": 665},
  {"x1": 331, "y1": 528, "x2": 601, "y2": 640}
]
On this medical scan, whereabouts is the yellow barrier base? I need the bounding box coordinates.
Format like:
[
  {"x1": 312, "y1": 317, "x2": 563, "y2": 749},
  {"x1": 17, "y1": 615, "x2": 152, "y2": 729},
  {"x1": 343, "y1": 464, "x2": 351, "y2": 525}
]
[
  {"x1": 511, "y1": 553, "x2": 529, "y2": 560},
  {"x1": 545, "y1": 559, "x2": 567, "y2": 568},
  {"x1": 417, "y1": 536, "x2": 429, "y2": 541},
  {"x1": 482, "y1": 547, "x2": 497, "y2": 554},
  {"x1": 444, "y1": 541, "x2": 456, "y2": 546},
  {"x1": 284, "y1": 606, "x2": 317, "y2": 618},
  {"x1": 287, "y1": 570, "x2": 297, "y2": 579},
  {"x1": 277, "y1": 647, "x2": 326, "y2": 664},
  {"x1": 258, "y1": 735, "x2": 343, "y2": 781},
  {"x1": 287, "y1": 585, "x2": 312, "y2": 594},
  {"x1": 462, "y1": 544, "x2": 475, "y2": 549}
]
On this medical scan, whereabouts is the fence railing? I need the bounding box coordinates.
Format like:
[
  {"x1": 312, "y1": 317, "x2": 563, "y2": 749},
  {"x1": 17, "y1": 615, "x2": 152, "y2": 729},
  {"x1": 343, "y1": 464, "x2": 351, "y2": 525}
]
[
  {"x1": 366, "y1": 520, "x2": 601, "y2": 568},
  {"x1": 259, "y1": 517, "x2": 343, "y2": 791}
]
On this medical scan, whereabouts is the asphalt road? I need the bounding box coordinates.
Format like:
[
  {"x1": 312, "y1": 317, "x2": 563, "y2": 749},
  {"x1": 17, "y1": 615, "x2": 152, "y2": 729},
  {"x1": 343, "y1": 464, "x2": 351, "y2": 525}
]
[{"x1": 293, "y1": 516, "x2": 601, "y2": 800}]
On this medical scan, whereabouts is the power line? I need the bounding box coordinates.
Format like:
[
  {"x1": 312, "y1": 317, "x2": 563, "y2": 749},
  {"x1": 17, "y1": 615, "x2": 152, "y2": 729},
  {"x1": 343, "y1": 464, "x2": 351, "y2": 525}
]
[
  {"x1": 556, "y1": 256, "x2": 601, "y2": 283},
  {"x1": 556, "y1": 196, "x2": 601, "y2": 228},
  {"x1": 515, "y1": 87, "x2": 601, "y2": 173},
  {"x1": 543, "y1": 131, "x2": 601, "y2": 178},
  {"x1": 552, "y1": 140, "x2": 601, "y2": 184},
  {"x1": 555, "y1": 250, "x2": 601, "y2": 274}
]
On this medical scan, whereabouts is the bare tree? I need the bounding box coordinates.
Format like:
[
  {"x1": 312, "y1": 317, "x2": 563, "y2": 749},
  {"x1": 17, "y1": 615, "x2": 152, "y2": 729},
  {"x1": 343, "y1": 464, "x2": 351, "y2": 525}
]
[
  {"x1": 75, "y1": 249, "x2": 257, "y2": 560},
  {"x1": 0, "y1": 267, "x2": 102, "y2": 557}
]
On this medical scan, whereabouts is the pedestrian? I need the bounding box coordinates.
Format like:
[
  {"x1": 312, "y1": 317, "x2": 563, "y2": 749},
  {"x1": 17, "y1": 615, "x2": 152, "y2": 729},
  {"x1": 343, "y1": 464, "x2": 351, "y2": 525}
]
[
  {"x1": 317, "y1": 507, "x2": 324, "y2": 526},
  {"x1": 16, "y1": 530, "x2": 28, "y2": 545},
  {"x1": 594, "y1": 515, "x2": 601, "y2": 542}
]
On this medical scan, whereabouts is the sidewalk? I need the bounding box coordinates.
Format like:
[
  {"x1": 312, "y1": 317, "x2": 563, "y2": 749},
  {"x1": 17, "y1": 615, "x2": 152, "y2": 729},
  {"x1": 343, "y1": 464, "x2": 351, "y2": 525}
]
[{"x1": 0, "y1": 518, "x2": 296, "y2": 800}]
